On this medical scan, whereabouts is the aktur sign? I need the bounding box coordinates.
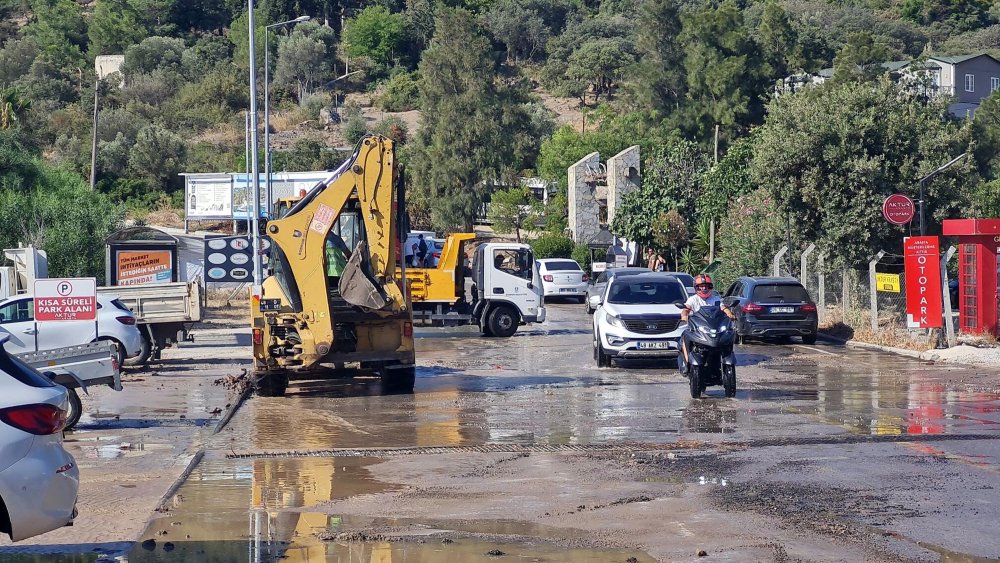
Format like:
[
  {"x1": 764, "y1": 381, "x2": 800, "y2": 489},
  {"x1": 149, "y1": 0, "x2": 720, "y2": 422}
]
[
  {"x1": 883, "y1": 194, "x2": 915, "y2": 225},
  {"x1": 903, "y1": 237, "x2": 942, "y2": 328}
]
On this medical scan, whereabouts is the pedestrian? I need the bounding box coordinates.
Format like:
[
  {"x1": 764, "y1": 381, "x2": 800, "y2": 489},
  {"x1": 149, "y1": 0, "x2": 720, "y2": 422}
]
[
  {"x1": 417, "y1": 234, "x2": 428, "y2": 268},
  {"x1": 655, "y1": 253, "x2": 666, "y2": 272},
  {"x1": 410, "y1": 243, "x2": 419, "y2": 267},
  {"x1": 646, "y1": 248, "x2": 657, "y2": 270}
]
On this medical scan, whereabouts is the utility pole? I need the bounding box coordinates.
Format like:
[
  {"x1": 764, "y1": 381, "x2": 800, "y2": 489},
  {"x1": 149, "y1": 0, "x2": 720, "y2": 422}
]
[
  {"x1": 248, "y1": 0, "x2": 263, "y2": 297},
  {"x1": 89, "y1": 78, "x2": 99, "y2": 190}
]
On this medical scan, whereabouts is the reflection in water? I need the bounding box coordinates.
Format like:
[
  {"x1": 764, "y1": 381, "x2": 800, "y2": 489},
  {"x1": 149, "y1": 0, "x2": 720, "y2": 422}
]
[{"x1": 129, "y1": 456, "x2": 654, "y2": 562}]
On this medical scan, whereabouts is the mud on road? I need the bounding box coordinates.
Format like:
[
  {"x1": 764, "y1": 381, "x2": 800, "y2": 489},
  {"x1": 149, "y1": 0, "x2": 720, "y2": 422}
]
[{"x1": 3, "y1": 301, "x2": 1000, "y2": 562}]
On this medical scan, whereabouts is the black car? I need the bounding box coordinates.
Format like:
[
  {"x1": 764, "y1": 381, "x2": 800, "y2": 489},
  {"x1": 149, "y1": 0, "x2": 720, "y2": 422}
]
[{"x1": 722, "y1": 277, "x2": 818, "y2": 344}]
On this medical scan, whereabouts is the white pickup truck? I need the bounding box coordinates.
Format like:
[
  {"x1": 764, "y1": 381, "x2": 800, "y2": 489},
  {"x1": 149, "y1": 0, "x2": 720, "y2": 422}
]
[{"x1": 97, "y1": 281, "x2": 203, "y2": 365}]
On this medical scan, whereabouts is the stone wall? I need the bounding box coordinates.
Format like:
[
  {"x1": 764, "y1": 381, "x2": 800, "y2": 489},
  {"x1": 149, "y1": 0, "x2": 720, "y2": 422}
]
[
  {"x1": 606, "y1": 145, "x2": 641, "y2": 226},
  {"x1": 567, "y1": 152, "x2": 602, "y2": 244}
]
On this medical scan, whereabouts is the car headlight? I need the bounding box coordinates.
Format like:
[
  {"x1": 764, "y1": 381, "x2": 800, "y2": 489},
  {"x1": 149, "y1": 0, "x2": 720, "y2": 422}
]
[{"x1": 606, "y1": 314, "x2": 624, "y2": 328}]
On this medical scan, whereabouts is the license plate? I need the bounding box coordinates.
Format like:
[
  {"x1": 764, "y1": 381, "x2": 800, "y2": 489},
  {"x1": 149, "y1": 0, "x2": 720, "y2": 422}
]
[
  {"x1": 770, "y1": 306, "x2": 795, "y2": 314},
  {"x1": 637, "y1": 341, "x2": 670, "y2": 349},
  {"x1": 559, "y1": 288, "x2": 576, "y2": 293}
]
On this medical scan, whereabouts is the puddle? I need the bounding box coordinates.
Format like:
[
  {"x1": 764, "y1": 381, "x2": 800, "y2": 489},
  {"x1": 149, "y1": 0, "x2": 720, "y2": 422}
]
[{"x1": 129, "y1": 456, "x2": 655, "y2": 562}]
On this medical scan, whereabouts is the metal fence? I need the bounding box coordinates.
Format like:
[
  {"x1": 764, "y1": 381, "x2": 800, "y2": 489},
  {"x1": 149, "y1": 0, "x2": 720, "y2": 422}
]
[{"x1": 770, "y1": 243, "x2": 957, "y2": 346}]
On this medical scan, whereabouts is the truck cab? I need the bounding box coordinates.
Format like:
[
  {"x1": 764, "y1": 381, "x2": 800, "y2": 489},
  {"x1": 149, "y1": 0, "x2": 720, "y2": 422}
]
[{"x1": 471, "y1": 243, "x2": 545, "y2": 337}]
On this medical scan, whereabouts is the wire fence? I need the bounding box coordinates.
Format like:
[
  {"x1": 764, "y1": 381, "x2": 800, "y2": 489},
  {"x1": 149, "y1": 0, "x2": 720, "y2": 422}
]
[{"x1": 770, "y1": 244, "x2": 954, "y2": 348}]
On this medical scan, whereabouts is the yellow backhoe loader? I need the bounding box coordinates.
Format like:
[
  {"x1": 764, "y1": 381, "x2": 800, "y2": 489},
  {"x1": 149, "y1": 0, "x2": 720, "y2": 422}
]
[{"x1": 250, "y1": 136, "x2": 414, "y2": 396}]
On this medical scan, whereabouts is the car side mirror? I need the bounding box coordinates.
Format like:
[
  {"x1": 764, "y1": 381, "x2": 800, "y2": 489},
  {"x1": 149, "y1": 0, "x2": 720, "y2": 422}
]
[
  {"x1": 527, "y1": 282, "x2": 533, "y2": 289},
  {"x1": 588, "y1": 295, "x2": 602, "y2": 308},
  {"x1": 673, "y1": 301, "x2": 686, "y2": 308}
]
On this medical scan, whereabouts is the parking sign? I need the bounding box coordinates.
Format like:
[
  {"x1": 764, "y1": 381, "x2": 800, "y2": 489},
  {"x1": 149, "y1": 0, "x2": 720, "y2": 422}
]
[{"x1": 34, "y1": 278, "x2": 98, "y2": 321}]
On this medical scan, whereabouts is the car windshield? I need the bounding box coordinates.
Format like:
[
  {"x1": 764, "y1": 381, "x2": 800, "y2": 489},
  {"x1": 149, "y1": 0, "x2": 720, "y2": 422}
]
[
  {"x1": 544, "y1": 261, "x2": 580, "y2": 271},
  {"x1": 751, "y1": 284, "x2": 811, "y2": 302},
  {"x1": 607, "y1": 279, "x2": 686, "y2": 305}
]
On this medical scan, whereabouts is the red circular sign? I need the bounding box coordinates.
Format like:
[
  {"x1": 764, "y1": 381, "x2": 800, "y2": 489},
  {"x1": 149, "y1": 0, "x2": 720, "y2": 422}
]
[{"x1": 882, "y1": 194, "x2": 915, "y2": 225}]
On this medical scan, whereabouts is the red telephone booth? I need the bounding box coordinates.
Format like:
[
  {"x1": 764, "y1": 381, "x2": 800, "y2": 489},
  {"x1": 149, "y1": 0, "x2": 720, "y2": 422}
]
[{"x1": 941, "y1": 219, "x2": 1000, "y2": 337}]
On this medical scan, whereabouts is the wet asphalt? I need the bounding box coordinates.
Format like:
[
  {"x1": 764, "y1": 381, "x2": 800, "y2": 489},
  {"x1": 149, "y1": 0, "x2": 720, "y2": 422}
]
[{"x1": 6, "y1": 301, "x2": 1000, "y2": 562}]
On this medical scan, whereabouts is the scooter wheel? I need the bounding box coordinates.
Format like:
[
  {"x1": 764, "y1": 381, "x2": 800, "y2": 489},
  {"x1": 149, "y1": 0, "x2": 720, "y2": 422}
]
[
  {"x1": 689, "y1": 366, "x2": 701, "y2": 398},
  {"x1": 723, "y1": 366, "x2": 736, "y2": 398}
]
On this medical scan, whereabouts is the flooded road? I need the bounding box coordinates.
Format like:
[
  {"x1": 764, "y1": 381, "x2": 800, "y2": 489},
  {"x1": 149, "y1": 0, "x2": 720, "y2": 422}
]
[{"x1": 4, "y1": 302, "x2": 999, "y2": 561}]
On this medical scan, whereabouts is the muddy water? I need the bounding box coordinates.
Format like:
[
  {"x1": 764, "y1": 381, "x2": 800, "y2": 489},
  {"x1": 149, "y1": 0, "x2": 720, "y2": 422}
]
[{"x1": 130, "y1": 455, "x2": 655, "y2": 562}]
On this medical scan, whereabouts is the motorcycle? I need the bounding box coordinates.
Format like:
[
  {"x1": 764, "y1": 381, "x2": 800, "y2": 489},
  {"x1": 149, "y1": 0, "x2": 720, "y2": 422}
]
[{"x1": 676, "y1": 305, "x2": 737, "y2": 398}]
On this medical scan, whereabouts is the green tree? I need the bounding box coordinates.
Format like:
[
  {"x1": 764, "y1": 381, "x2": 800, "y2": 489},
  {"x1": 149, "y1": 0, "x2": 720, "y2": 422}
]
[
  {"x1": 751, "y1": 79, "x2": 975, "y2": 266},
  {"x1": 122, "y1": 36, "x2": 185, "y2": 75},
  {"x1": 755, "y1": 0, "x2": 797, "y2": 80},
  {"x1": 127, "y1": 124, "x2": 186, "y2": 189},
  {"x1": 483, "y1": 0, "x2": 550, "y2": 62},
  {"x1": 651, "y1": 209, "x2": 688, "y2": 269},
  {"x1": 832, "y1": 32, "x2": 893, "y2": 83},
  {"x1": 343, "y1": 6, "x2": 405, "y2": 66},
  {"x1": 699, "y1": 132, "x2": 755, "y2": 220},
  {"x1": 0, "y1": 88, "x2": 31, "y2": 129},
  {"x1": 487, "y1": 184, "x2": 541, "y2": 242},
  {"x1": 566, "y1": 37, "x2": 635, "y2": 103},
  {"x1": 626, "y1": 0, "x2": 685, "y2": 114},
  {"x1": 410, "y1": 8, "x2": 544, "y2": 231},
  {"x1": 971, "y1": 89, "x2": 1000, "y2": 179},
  {"x1": 679, "y1": 0, "x2": 764, "y2": 139},
  {"x1": 229, "y1": 8, "x2": 266, "y2": 70},
  {"x1": 273, "y1": 21, "x2": 336, "y2": 101},
  {"x1": 89, "y1": 0, "x2": 147, "y2": 56},
  {"x1": 25, "y1": 0, "x2": 87, "y2": 68}
]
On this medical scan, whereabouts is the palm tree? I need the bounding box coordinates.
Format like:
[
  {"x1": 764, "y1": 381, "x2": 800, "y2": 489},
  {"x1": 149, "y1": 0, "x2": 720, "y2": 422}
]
[{"x1": 0, "y1": 89, "x2": 30, "y2": 130}]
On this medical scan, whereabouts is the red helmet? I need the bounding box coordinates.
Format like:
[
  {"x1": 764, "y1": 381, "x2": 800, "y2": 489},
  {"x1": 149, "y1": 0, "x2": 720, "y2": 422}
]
[{"x1": 694, "y1": 274, "x2": 714, "y2": 298}]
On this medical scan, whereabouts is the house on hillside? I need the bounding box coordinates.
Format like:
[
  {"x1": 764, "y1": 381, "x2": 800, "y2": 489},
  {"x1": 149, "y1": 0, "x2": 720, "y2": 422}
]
[{"x1": 780, "y1": 53, "x2": 1000, "y2": 118}]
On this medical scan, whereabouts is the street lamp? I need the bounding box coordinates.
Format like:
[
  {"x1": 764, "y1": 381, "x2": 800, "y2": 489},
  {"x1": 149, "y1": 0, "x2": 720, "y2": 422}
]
[
  {"x1": 918, "y1": 153, "x2": 967, "y2": 236},
  {"x1": 264, "y1": 15, "x2": 310, "y2": 218}
]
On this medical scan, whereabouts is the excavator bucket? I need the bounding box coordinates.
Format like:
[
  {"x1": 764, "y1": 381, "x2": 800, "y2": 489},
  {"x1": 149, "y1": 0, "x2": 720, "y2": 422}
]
[{"x1": 339, "y1": 241, "x2": 390, "y2": 311}]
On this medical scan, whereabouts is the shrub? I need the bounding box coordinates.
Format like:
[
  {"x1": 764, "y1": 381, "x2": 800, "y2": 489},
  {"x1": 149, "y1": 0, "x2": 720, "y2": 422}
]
[
  {"x1": 572, "y1": 243, "x2": 592, "y2": 272},
  {"x1": 377, "y1": 71, "x2": 420, "y2": 111},
  {"x1": 531, "y1": 232, "x2": 574, "y2": 258}
]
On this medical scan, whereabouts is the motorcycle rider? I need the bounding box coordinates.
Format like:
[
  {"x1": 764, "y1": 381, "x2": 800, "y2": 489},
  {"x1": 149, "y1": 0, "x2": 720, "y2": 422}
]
[{"x1": 680, "y1": 274, "x2": 735, "y2": 369}]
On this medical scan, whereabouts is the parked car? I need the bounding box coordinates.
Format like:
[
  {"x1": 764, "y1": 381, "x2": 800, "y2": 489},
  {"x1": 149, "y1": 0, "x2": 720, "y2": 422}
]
[
  {"x1": 585, "y1": 267, "x2": 650, "y2": 314},
  {"x1": 537, "y1": 259, "x2": 589, "y2": 302},
  {"x1": 591, "y1": 273, "x2": 688, "y2": 367},
  {"x1": 0, "y1": 294, "x2": 143, "y2": 366},
  {"x1": 722, "y1": 277, "x2": 819, "y2": 344},
  {"x1": 0, "y1": 340, "x2": 79, "y2": 541},
  {"x1": 664, "y1": 272, "x2": 696, "y2": 296},
  {"x1": 429, "y1": 238, "x2": 446, "y2": 268}
]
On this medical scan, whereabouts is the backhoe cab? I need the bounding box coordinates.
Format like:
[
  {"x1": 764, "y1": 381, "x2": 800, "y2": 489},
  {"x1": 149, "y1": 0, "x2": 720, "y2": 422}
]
[{"x1": 251, "y1": 136, "x2": 415, "y2": 396}]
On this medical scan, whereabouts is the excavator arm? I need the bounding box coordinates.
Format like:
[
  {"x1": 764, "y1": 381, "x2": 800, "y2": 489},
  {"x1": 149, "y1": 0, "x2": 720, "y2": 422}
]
[{"x1": 263, "y1": 136, "x2": 407, "y2": 362}]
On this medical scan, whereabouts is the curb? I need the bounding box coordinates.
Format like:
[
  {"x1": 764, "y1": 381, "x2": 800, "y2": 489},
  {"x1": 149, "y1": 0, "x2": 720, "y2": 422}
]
[{"x1": 816, "y1": 333, "x2": 927, "y2": 360}]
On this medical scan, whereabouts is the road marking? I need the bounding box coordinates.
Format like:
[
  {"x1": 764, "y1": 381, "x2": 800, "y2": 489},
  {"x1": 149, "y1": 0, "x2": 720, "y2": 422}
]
[{"x1": 794, "y1": 345, "x2": 838, "y2": 356}]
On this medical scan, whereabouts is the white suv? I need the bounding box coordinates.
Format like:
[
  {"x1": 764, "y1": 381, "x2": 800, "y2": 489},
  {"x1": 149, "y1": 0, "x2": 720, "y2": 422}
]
[
  {"x1": 591, "y1": 273, "x2": 688, "y2": 367},
  {"x1": 0, "y1": 341, "x2": 79, "y2": 541}
]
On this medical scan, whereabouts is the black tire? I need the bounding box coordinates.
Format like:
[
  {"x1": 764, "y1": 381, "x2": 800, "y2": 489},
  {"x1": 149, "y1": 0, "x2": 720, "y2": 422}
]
[
  {"x1": 487, "y1": 305, "x2": 518, "y2": 338},
  {"x1": 594, "y1": 334, "x2": 611, "y2": 367},
  {"x1": 381, "y1": 365, "x2": 416, "y2": 394},
  {"x1": 65, "y1": 388, "x2": 82, "y2": 430},
  {"x1": 585, "y1": 300, "x2": 594, "y2": 314},
  {"x1": 124, "y1": 334, "x2": 152, "y2": 367},
  {"x1": 802, "y1": 334, "x2": 817, "y2": 345},
  {"x1": 689, "y1": 366, "x2": 702, "y2": 398},
  {"x1": 255, "y1": 372, "x2": 288, "y2": 397},
  {"x1": 723, "y1": 365, "x2": 736, "y2": 398}
]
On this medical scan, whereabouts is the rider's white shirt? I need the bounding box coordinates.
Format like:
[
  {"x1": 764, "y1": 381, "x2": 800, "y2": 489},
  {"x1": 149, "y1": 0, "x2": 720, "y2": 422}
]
[{"x1": 685, "y1": 293, "x2": 721, "y2": 313}]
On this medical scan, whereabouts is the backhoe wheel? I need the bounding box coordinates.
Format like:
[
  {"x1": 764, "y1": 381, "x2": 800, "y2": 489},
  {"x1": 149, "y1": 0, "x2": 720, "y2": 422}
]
[
  {"x1": 255, "y1": 372, "x2": 288, "y2": 397},
  {"x1": 689, "y1": 366, "x2": 702, "y2": 399},
  {"x1": 487, "y1": 305, "x2": 518, "y2": 338},
  {"x1": 65, "y1": 388, "x2": 83, "y2": 430},
  {"x1": 723, "y1": 365, "x2": 736, "y2": 398},
  {"x1": 381, "y1": 364, "x2": 416, "y2": 395}
]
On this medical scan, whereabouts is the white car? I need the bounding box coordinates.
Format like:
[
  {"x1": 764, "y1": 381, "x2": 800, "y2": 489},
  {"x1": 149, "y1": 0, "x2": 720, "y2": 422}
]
[
  {"x1": 0, "y1": 294, "x2": 143, "y2": 366},
  {"x1": 0, "y1": 341, "x2": 79, "y2": 541},
  {"x1": 537, "y1": 258, "x2": 589, "y2": 302},
  {"x1": 591, "y1": 273, "x2": 688, "y2": 367}
]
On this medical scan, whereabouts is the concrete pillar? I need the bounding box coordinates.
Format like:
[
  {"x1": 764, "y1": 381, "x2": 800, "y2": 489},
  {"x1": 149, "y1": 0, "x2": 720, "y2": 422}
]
[
  {"x1": 606, "y1": 145, "x2": 640, "y2": 225},
  {"x1": 568, "y1": 152, "x2": 601, "y2": 244}
]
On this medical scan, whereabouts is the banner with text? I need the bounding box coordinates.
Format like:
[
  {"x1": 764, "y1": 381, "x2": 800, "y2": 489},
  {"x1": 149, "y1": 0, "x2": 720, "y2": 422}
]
[
  {"x1": 116, "y1": 250, "x2": 173, "y2": 285},
  {"x1": 34, "y1": 278, "x2": 97, "y2": 322},
  {"x1": 904, "y1": 236, "x2": 942, "y2": 328}
]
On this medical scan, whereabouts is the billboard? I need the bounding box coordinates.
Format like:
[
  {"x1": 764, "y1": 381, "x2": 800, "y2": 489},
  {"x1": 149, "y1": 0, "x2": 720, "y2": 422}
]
[
  {"x1": 116, "y1": 250, "x2": 173, "y2": 286},
  {"x1": 204, "y1": 236, "x2": 270, "y2": 283},
  {"x1": 904, "y1": 236, "x2": 942, "y2": 328},
  {"x1": 185, "y1": 175, "x2": 233, "y2": 220}
]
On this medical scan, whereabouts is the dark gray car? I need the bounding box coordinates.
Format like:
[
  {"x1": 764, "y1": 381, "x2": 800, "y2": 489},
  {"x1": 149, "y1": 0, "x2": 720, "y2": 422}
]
[
  {"x1": 722, "y1": 276, "x2": 819, "y2": 344},
  {"x1": 585, "y1": 267, "x2": 650, "y2": 313}
]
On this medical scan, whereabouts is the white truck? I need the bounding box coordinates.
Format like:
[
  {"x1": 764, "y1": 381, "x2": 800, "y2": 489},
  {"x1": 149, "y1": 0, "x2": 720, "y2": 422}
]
[
  {"x1": 16, "y1": 340, "x2": 121, "y2": 429},
  {"x1": 96, "y1": 281, "x2": 203, "y2": 365}
]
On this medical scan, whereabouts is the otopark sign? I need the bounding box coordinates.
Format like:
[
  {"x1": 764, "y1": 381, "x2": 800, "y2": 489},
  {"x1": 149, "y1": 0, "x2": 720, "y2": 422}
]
[
  {"x1": 34, "y1": 278, "x2": 98, "y2": 322},
  {"x1": 882, "y1": 194, "x2": 915, "y2": 225},
  {"x1": 903, "y1": 236, "x2": 942, "y2": 328}
]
